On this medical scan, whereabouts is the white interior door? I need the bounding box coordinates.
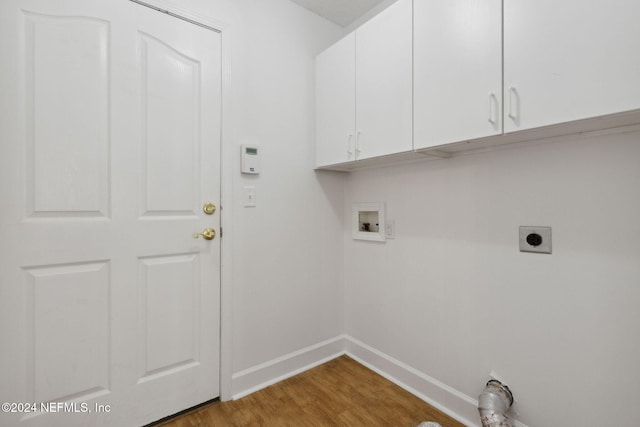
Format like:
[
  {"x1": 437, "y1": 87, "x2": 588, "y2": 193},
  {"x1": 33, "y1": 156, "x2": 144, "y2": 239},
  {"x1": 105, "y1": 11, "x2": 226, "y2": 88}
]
[{"x1": 0, "y1": 1, "x2": 222, "y2": 426}]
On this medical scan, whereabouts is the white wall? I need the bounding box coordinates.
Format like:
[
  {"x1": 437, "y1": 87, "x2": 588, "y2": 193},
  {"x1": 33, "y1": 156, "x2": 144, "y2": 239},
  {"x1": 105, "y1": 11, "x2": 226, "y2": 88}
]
[
  {"x1": 174, "y1": 0, "x2": 346, "y2": 389},
  {"x1": 140, "y1": 3, "x2": 640, "y2": 425},
  {"x1": 344, "y1": 127, "x2": 640, "y2": 426}
]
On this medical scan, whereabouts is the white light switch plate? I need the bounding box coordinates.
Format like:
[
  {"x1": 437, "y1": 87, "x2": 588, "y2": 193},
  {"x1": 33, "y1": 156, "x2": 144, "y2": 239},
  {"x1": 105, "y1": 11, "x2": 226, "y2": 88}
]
[
  {"x1": 243, "y1": 186, "x2": 256, "y2": 207},
  {"x1": 385, "y1": 220, "x2": 395, "y2": 239}
]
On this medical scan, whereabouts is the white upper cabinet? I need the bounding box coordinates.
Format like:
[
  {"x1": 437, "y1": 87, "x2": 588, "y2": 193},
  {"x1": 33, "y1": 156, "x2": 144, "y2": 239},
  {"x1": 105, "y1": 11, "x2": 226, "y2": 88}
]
[
  {"x1": 315, "y1": 33, "x2": 356, "y2": 167},
  {"x1": 316, "y1": 0, "x2": 640, "y2": 170},
  {"x1": 315, "y1": 0, "x2": 412, "y2": 167},
  {"x1": 414, "y1": 0, "x2": 502, "y2": 149},
  {"x1": 355, "y1": 0, "x2": 413, "y2": 160},
  {"x1": 504, "y1": 0, "x2": 640, "y2": 133}
]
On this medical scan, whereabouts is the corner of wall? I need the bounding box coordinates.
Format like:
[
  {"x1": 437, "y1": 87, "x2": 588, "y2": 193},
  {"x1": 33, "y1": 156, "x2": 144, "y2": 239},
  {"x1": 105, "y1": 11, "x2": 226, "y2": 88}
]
[
  {"x1": 229, "y1": 332, "x2": 535, "y2": 427},
  {"x1": 230, "y1": 335, "x2": 347, "y2": 399},
  {"x1": 345, "y1": 336, "x2": 481, "y2": 427}
]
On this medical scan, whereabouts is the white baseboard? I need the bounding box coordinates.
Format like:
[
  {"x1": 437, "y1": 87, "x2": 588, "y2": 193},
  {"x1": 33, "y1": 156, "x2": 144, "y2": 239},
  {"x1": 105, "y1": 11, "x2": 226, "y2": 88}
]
[
  {"x1": 344, "y1": 336, "x2": 529, "y2": 427},
  {"x1": 230, "y1": 334, "x2": 528, "y2": 427},
  {"x1": 344, "y1": 336, "x2": 480, "y2": 427},
  {"x1": 230, "y1": 335, "x2": 347, "y2": 399}
]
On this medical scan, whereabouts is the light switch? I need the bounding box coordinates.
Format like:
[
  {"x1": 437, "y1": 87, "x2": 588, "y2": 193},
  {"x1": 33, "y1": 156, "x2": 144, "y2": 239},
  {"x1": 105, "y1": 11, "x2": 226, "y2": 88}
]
[
  {"x1": 243, "y1": 186, "x2": 256, "y2": 207},
  {"x1": 385, "y1": 220, "x2": 395, "y2": 239}
]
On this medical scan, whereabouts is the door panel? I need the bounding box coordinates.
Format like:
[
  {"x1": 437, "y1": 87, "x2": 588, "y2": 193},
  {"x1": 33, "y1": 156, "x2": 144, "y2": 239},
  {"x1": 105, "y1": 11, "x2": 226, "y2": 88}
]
[
  {"x1": 140, "y1": 33, "x2": 201, "y2": 215},
  {"x1": 26, "y1": 262, "x2": 110, "y2": 404},
  {"x1": 25, "y1": 13, "x2": 110, "y2": 218},
  {"x1": 0, "y1": 1, "x2": 221, "y2": 426},
  {"x1": 138, "y1": 253, "x2": 200, "y2": 379}
]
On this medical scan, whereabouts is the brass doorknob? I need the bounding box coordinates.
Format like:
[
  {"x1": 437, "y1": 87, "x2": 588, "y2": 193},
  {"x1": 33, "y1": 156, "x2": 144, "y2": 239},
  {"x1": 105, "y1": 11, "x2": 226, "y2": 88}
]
[
  {"x1": 203, "y1": 202, "x2": 216, "y2": 215},
  {"x1": 193, "y1": 228, "x2": 216, "y2": 240}
]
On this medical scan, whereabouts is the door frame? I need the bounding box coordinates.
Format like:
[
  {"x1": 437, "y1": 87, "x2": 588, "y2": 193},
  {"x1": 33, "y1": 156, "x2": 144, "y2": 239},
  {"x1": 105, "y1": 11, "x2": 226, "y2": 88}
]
[{"x1": 130, "y1": 0, "x2": 234, "y2": 402}]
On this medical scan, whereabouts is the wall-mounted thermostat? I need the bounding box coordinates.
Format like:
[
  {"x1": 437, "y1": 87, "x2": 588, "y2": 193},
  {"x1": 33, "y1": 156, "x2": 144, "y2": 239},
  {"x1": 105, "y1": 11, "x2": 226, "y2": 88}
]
[{"x1": 241, "y1": 144, "x2": 260, "y2": 174}]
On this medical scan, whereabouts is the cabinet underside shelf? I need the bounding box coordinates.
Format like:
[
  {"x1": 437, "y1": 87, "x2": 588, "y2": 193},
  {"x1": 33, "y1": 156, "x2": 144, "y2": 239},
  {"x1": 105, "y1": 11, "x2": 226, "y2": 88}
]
[{"x1": 315, "y1": 109, "x2": 640, "y2": 172}]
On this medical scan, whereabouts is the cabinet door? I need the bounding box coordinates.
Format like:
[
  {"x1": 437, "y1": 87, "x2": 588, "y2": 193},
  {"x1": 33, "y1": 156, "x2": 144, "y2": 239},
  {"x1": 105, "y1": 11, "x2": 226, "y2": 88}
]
[
  {"x1": 414, "y1": 0, "x2": 502, "y2": 149},
  {"x1": 355, "y1": 0, "x2": 412, "y2": 160},
  {"x1": 504, "y1": 0, "x2": 640, "y2": 133},
  {"x1": 315, "y1": 33, "x2": 356, "y2": 167}
]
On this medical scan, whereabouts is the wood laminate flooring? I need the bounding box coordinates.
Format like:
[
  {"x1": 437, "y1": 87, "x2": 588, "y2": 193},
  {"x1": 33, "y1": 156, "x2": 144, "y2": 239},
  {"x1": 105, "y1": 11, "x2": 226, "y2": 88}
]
[{"x1": 157, "y1": 355, "x2": 466, "y2": 427}]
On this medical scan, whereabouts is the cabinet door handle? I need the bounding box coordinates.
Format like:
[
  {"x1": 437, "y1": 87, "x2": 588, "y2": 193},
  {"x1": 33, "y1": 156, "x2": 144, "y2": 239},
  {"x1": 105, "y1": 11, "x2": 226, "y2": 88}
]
[
  {"x1": 355, "y1": 131, "x2": 362, "y2": 159},
  {"x1": 347, "y1": 133, "x2": 354, "y2": 158},
  {"x1": 508, "y1": 86, "x2": 519, "y2": 121},
  {"x1": 488, "y1": 92, "x2": 499, "y2": 125}
]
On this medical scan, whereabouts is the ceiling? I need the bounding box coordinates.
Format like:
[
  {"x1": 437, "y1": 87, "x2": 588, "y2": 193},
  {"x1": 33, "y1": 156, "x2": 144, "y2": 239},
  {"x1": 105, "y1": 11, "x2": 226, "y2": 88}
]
[{"x1": 289, "y1": 0, "x2": 387, "y2": 27}]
